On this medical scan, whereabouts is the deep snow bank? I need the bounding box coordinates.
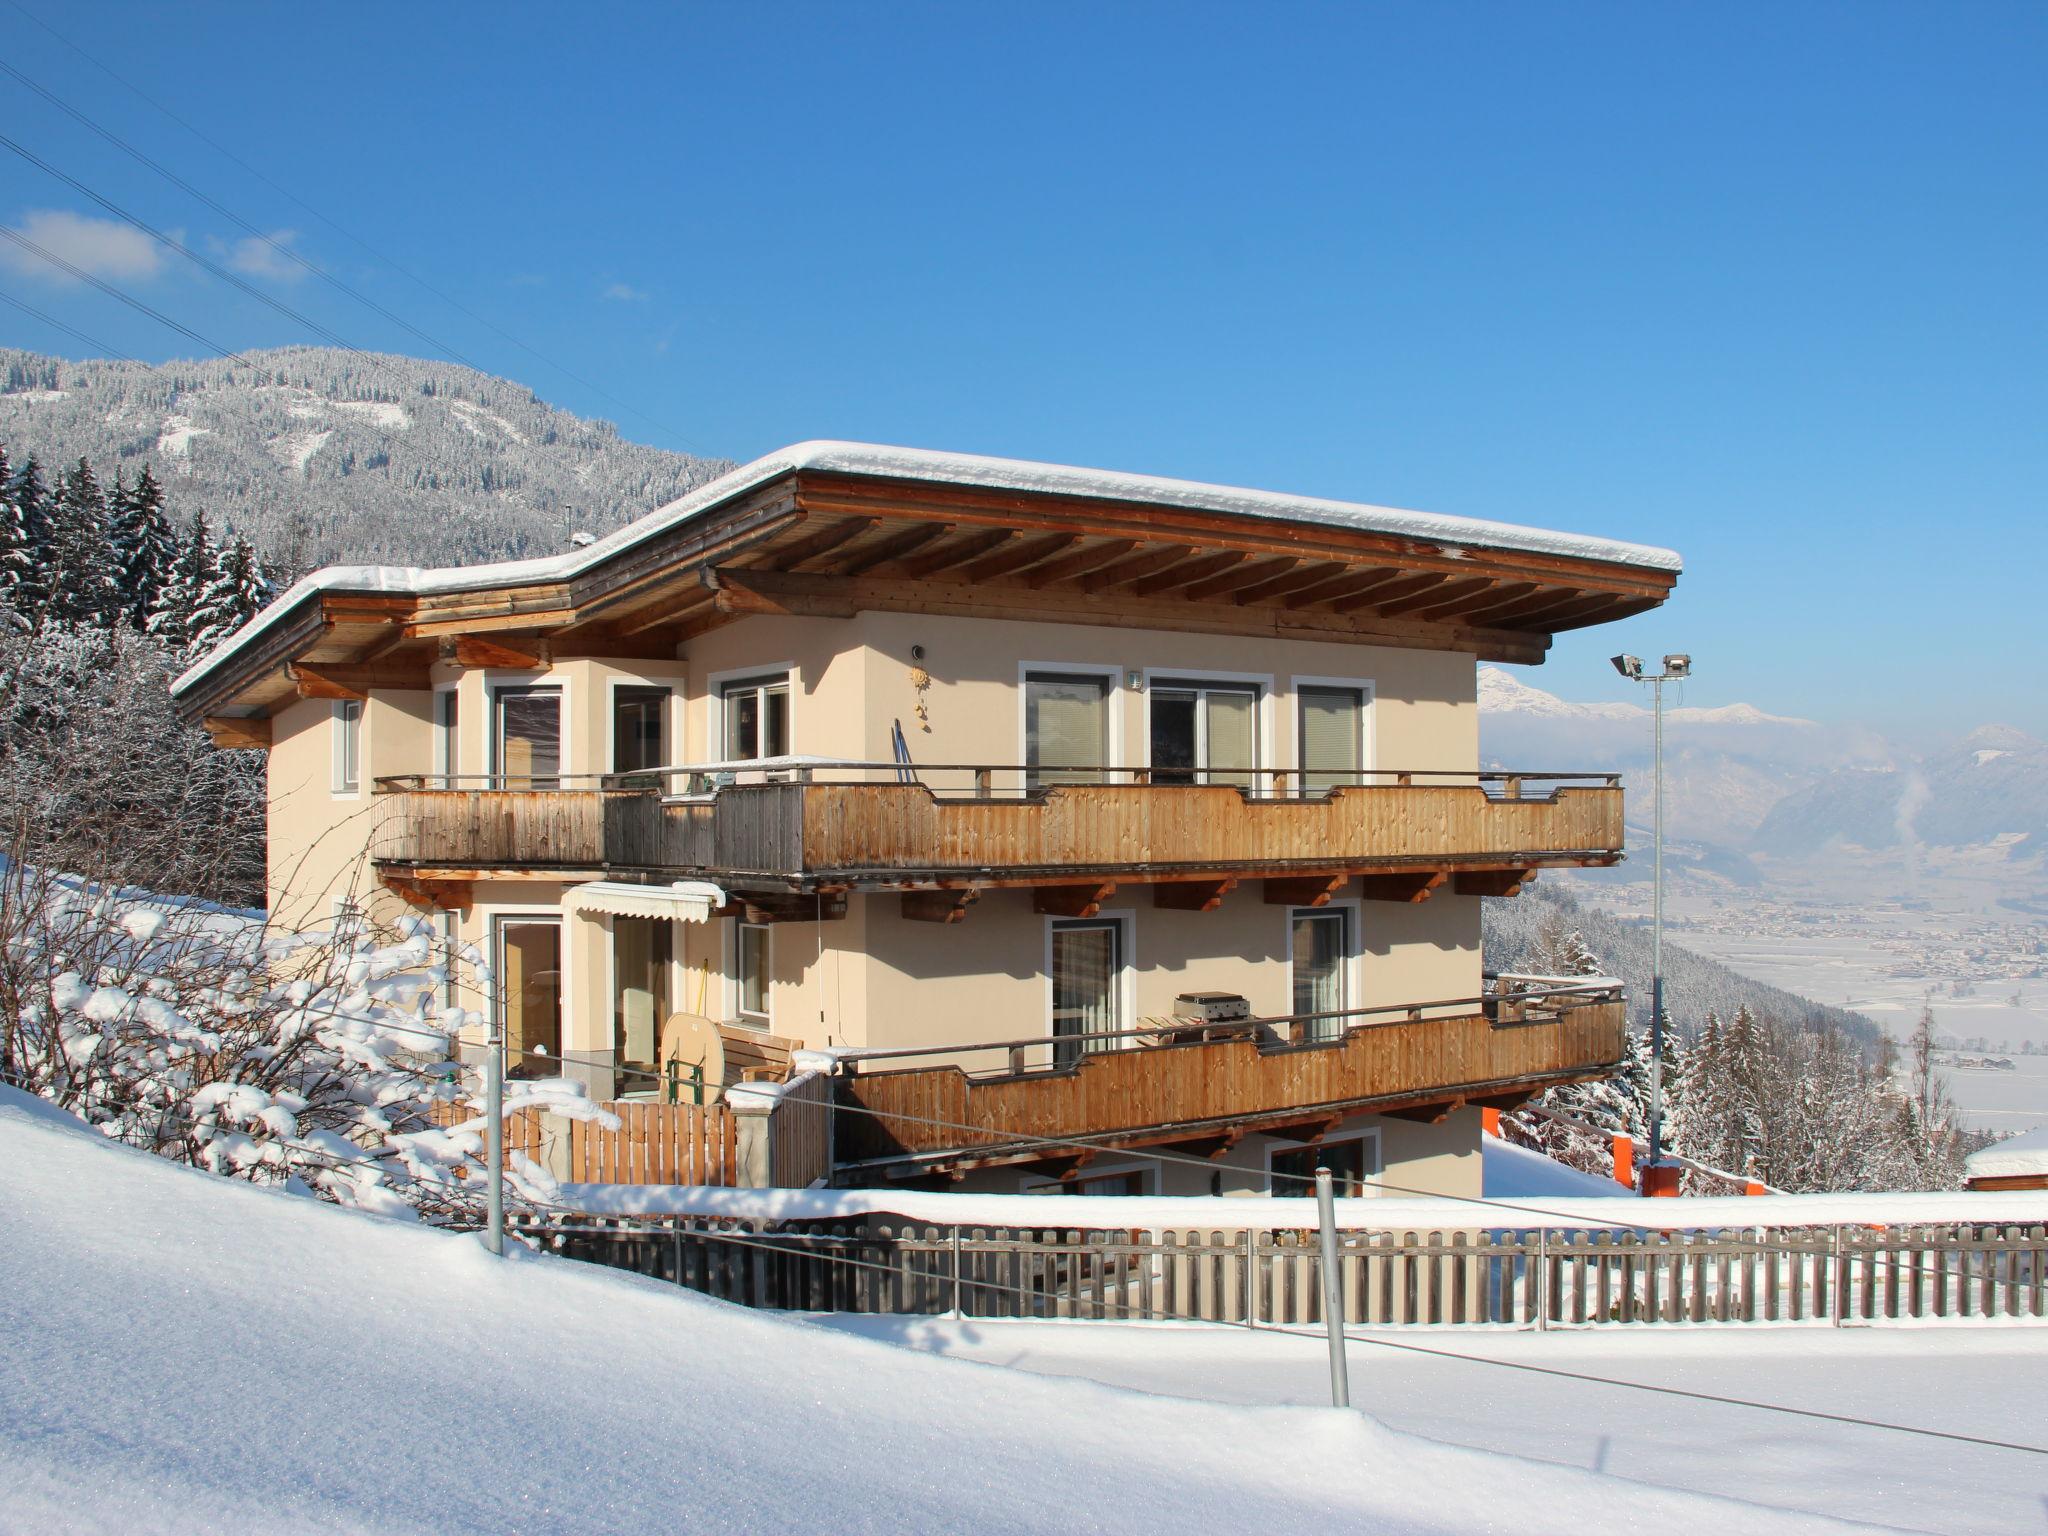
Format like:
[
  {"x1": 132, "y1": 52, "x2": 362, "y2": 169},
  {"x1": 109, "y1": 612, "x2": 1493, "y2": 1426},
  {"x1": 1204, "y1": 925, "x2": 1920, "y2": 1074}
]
[{"x1": 0, "y1": 1087, "x2": 1865, "y2": 1535}]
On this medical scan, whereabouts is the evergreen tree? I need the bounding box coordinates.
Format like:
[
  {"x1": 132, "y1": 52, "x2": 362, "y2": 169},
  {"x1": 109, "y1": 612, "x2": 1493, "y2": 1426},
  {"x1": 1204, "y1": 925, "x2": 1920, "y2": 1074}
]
[
  {"x1": 148, "y1": 510, "x2": 212, "y2": 651},
  {"x1": 110, "y1": 464, "x2": 179, "y2": 631},
  {"x1": 187, "y1": 530, "x2": 270, "y2": 651},
  {"x1": 0, "y1": 446, "x2": 27, "y2": 623},
  {"x1": 45, "y1": 457, "x2": 121, "y2": 626},
  {"x1": 8, "y1": 455, "x2": 53, "y2": 620},
  {"x1": 1499, "y1": 925, "x2": 1650, "y2": 1177}
]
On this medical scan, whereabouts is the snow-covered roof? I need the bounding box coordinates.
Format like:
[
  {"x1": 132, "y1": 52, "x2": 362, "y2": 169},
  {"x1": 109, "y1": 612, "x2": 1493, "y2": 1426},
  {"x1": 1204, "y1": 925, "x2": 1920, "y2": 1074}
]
[
  {"x1": 1965, "y1": 1125, "x2": 2048, "y2": 1181},
  {"x1": 174, "y1": 440, "x2": 1683, "y2": 698}
]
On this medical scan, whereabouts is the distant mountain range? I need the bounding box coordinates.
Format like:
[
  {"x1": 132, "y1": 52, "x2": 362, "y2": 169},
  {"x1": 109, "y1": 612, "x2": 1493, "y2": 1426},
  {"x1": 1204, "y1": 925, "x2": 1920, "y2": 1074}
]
[
  {"x1": 1480, "y1": 665, "x2": 2044, "y2": 880},
  {"x1": 0, "y1": 347, "x2": 731, "y2": 569}
]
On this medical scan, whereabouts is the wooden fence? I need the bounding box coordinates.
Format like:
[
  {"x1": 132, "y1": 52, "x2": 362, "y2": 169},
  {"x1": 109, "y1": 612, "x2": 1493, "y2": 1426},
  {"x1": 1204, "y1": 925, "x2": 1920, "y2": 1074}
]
[
  {"x1": 434, "y1": 1101, "x2": 740, "y2": 1185},
  {"x1": 514, "y1": 1217, "x2": 2048, "y2": 1328}
]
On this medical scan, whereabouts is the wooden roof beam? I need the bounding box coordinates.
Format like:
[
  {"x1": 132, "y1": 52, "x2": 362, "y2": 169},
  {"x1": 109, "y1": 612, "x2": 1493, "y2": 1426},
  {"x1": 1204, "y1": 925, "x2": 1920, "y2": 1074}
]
[
  {"x1": 1129, "y1": 550, "x2": 1247, "y2": 598},
  {"x1": 838, "y1": 522, "x2": 956, "y2": 577},
  {"x1": 965, "y1": 532, "x2": 1080, "y2": 584},
  {"x1": 1336, "y1": 571, "x2": 1449, "y2": 615},
  {"x1": 1184, "y1": 556, "x2": 1297, "y2": 602},
  {"x1": 1286, "y1": 567, "x2": 1407, "y2": 610},
  {"x1": 288, "y1": 661, "x2": 433, "y2": 699},
  {"x1": 770, "y1": 516, "x2": 879, "y2": 572},
  {"x1": 1374, "y1": 574, "x2": 1494, "y2": 619},
  {"x1": 1417, "y1": 580, "x2": 1537, "y2": 624},
  {"x1": 202, "y1": 715, "x2": 271, "y2": 751},
  {"x1": 1021, "y1": 537, "x2": 1139, "y2": 589},
  {"x1": 451, "y1": 636, "x2": 547, "y2": 670},
  {"x1": 1232, "y1": 560, "x2": 1348, "y2": 607},
  {"x1": 899, "y1": 529, "x2": 1015, "y2": 579},
  {"x1": 1079, "y1": 544, "x2": 1195, "y2": 593}
]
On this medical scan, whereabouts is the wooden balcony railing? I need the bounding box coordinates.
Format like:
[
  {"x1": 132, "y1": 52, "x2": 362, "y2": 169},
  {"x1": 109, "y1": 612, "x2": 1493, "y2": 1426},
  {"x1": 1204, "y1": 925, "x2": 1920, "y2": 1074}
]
[
  {"x1": 829, "y1": 984, "x2": 1628, "y2": 1170},
  {"x1": 372, "y1": 763, "x2": 1623, "y2": 885}
]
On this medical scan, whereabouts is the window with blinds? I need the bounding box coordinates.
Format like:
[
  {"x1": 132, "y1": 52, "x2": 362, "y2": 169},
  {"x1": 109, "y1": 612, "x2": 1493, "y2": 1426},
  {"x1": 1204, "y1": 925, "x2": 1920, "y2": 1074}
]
[
  {"x1": 1298, "y1": 685, "x2": 1364, "y2": 794},
  {"x1": 493, "y1": 687, "x2": 562, "y2": 789},
  {"x1": 1025, "y1": 672, "x2": 1109, "y2": 787},
  {"x1": 1050, "y1": 918, "x2": 1122, "y2": 1066}
]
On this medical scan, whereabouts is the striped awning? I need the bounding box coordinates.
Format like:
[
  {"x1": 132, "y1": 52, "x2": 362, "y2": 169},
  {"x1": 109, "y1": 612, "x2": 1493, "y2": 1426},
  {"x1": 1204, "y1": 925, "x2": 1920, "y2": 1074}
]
[{"x1": 563, "y1": 880, "x2": 727, "y2": 923}]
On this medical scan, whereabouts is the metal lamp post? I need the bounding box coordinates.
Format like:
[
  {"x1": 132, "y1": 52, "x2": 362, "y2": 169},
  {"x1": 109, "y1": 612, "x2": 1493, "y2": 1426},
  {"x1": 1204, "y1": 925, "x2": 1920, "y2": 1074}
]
[{"x1": 1610, "y1": 652, "x2": 1690, "y2": 1194}]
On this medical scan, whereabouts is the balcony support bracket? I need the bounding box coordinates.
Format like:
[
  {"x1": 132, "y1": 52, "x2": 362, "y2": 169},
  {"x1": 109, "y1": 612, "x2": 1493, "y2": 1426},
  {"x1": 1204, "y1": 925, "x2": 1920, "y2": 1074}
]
[
  {"x1": 1354, "y1": 871, "x2": 1448, "y2": 904},
  {"x1": 1152, "y1": 877, "x2": 1238, "y2": 912},
  {"x1": 740, "y1": 890, "x2": 849, "y2": 923},
  {"x1": 901, "y1": 889, "x2": 981, "y2": 924},
  {"x1": 1033, "y1": 882, "x2": 1117, "y2": 919},
  {"x1": 1263, "y1": 875, "x2": 1349, "y2": 908}
]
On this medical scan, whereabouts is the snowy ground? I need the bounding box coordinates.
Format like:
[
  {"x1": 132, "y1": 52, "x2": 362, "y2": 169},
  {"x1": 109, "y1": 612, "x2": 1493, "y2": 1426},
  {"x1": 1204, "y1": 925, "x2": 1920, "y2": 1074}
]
[
  {"x1": 812, "y1": 1314, "x2": 2048, "y2": 1536},
  {"x1": 0, "y1": 1087, "x2": 1879, "y2": 1535}
]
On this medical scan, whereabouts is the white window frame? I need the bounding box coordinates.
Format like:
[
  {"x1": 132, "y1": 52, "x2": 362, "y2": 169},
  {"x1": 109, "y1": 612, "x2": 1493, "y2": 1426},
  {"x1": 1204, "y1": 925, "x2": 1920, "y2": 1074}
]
[
  {"x1": 1140, "y1": 667, "x2": 1273, "y2": 789},
  {"x1": 1289, "y1": 674, "x2": 1376, "y2": 794},
  {"x1": 729, "y1": 917, "x2": 773, "y2": 1029},
  {"x1": 486, "y1": 674, "x2": 570, "y2": 781},
  {"x1": 432, "y1": 681, "x2": 461, "y2": 788},
  {"x1": 605, "y1": 678, "x2": 675, "y2": 776},
  {"x1": 1018, "y1": 661, "x2": 1124, "y2": 788},
  {"x1": 330, "y1": 698, "x2": 362, "y2": 798},
  {"x1": 1286, "y1": 899, "x2": 1361, "y2": 1042},
  {"x1": 1265, "y1": 1127, "x2": 1383, "y2": 1197},
  {"x1": 435, "y1": 907, "x2": 461, "y2": 1013},
  {"x1": 706, "y1": 661, "x2": 796, "y2": 764},
  {"x1": 1042, "y1": 908, "x2": 1136, "y2": 1061}
]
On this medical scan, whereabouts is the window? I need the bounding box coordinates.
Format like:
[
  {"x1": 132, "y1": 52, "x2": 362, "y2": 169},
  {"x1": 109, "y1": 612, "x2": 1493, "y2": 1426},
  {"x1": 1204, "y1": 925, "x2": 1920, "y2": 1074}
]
[
  {"x1": 493, "y1": 686, "x2": 561, "y2": 788},
  {"x1": 331, "y1": 699, "x2": 362, "y2": 795},
  {"x1": 1050, "y1": 918, "x2": 1122, "y2": 1066},
  {"x1": 611, "y1": 686, "x2": 669, "y2": 785},
  {"x1": 434, "y1": 689, "x2": 459, "y2": 788},
  {"x1": 1269, "y1": 1134, "x2": 1379, "y2": 1197},
  {"x1": 1149, "y1": 681, "x2": 1257, "y2": 787},
  {"x1": 1298, "y1": 685, "x2": 1364, "y2": 794},
  {"x1": 493, "y1": 916, "x2": 562, "y2": 1079},
  {"x1": 722, "y1": 674, "x2": 790, "y2": 761},
  {"x1": 1291, "y1": 908, "x2": 1350, "y2": 1041},
  {"x1": 1025, "y1": 671, "x2": 1109, "y2": 787},
  {"x1": 435, "y1": 909, "x2": 459, "y2": 1012},
  {"x1": 613, "y1": 916, "x2": 672, "y2": 1087},
  {"x1": 734, "y1": 921, "x2": 771, "y2": 1026},
  {"x1": 1024, "y1": 1166, "x2": 1155, "y2": 1197}
]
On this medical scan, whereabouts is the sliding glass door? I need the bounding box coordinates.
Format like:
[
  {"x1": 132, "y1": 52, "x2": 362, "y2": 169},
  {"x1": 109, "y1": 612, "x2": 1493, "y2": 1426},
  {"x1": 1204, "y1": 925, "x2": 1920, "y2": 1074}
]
[
  {"x1": 612, "y1": 916, "x2": 671, "y2": 1090},
  {"x1": 494, "y1": 916, "x2": 562, "y2": 1079},
  {"x1": 1051, "y1": 918, "x2": 1122, "y2": 1067}
]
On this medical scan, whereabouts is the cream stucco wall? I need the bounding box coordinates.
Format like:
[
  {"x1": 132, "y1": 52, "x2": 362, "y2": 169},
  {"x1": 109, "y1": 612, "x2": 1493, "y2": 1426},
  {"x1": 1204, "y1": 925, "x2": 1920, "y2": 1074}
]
[{"x1": 258, "y1": 608, "x2": 1491, "y2": 1191}]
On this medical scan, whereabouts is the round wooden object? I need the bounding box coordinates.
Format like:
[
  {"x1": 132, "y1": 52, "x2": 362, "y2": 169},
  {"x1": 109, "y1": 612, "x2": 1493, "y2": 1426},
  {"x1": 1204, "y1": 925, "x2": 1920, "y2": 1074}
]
[{"x1": 659, "y1": 1011, "x2": 725, "y2": 1099}]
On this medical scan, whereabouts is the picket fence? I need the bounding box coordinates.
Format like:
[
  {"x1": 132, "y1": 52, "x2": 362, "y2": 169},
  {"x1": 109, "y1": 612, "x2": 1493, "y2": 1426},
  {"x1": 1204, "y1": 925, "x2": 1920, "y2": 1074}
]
[{"x1": 511, "y1": 1216, "x2": 2048, "y2": 1328}]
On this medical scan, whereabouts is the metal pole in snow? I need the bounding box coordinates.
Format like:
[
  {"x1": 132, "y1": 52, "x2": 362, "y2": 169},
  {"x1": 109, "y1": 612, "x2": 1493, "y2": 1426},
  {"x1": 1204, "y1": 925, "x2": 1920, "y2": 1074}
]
[
  {"x1": 1315, "y1": 1167, "x2": 1351, "y2": 1409},
  {"x1": 1649, "y1": 673, "x2": 1666, "y2": 1168},
  {"x1": 484, "y1": 1026, "x2": 505, "y2": 1257}
]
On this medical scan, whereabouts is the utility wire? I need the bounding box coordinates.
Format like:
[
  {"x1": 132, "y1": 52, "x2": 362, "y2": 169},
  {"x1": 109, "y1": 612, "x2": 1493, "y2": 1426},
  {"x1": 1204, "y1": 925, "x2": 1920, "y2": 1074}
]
[
  {"x1": 0, "y1": 282, "x2": 141, "y2": 362},
  {"x1": 502, "y1": 1204, "x2": 2048, "y2": 1460},
  {"x1": 0, "y1": 9, "x2": 713, "y2": 458}
]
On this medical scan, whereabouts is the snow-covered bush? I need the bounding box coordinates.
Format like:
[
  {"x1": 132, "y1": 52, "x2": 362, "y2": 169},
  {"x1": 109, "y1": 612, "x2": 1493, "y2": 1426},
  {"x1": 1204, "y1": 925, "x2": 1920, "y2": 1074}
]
[{"x1": 0, "y1": 856, "x2": 605, "y2": 1221}]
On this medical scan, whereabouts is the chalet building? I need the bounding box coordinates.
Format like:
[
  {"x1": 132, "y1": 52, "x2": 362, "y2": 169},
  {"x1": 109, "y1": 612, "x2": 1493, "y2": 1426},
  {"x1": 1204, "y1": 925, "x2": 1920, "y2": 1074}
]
[{"x1": 173, "y1": 443, "x2": 1678, "y2": 1198}]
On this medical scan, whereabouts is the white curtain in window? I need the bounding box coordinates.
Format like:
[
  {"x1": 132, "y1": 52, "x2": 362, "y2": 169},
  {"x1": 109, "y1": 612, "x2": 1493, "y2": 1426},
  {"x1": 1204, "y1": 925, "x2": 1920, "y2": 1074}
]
[
  {"x1": 1299, "y1": 687, "x2": 1362, "y2": 793},
  {"x1": 1027, "y1": 674, "x2": 1107, "y2": 785}
]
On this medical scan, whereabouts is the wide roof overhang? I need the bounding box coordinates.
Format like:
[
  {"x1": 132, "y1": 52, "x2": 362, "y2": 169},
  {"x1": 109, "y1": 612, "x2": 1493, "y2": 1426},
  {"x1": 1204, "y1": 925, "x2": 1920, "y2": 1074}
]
[{"x1": 173, "y1": 441, "x2": 1682, "y2": 725}]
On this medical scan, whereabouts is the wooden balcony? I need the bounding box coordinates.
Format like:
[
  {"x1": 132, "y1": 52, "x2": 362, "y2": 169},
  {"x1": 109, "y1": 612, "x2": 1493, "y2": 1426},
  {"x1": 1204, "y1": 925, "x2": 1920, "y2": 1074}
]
[
  {"x1": 372, "y1": 764, "x2": 1623, "y2": 896},
  {"x1": 830, "y1": 986, "x2": 1629, "y2": 1174}
]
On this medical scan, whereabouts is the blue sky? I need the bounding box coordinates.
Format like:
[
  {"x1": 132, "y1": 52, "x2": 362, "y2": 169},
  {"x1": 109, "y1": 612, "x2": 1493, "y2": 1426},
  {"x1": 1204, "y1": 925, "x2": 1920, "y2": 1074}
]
[{"x1": 1, "y1": 2, "x2": 2041, "y2": 738}]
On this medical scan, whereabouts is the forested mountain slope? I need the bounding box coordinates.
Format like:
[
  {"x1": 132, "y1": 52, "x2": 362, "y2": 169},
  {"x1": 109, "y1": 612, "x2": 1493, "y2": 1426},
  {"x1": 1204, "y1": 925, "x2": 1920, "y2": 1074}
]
[{"x1": 0, "y1": 347, "x2": 730, "y2": 569}]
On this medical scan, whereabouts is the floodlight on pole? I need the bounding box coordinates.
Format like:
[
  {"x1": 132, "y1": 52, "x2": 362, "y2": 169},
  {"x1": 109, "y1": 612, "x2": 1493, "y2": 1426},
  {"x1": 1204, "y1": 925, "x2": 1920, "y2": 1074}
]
[{"x1": 1612, "y1": 651, "x2": 1691, "y2": 1195}]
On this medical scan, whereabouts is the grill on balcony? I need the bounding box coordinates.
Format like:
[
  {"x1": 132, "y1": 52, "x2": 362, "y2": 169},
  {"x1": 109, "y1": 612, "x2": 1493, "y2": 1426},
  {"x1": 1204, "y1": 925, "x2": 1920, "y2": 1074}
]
[{"x1": 371, "y1": 761, "x2": 1624, "y2": 899}]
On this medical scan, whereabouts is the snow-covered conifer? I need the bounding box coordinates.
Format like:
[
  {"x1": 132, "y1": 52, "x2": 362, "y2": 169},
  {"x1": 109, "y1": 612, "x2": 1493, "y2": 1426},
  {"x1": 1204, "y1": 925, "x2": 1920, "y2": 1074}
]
[{"x1": 110, "y1": 464, "x2": 178, "y2": 631}]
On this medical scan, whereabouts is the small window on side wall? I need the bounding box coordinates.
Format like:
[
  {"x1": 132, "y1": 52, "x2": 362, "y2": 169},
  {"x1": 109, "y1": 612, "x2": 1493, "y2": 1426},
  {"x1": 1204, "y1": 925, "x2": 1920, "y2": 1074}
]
[
  {"x1": 332, "y1": 699, "x2": 362, "y2": 795},
  {"x1": 722, "y1": 675, "x2": 790, "y2": 762},
  {"x1": 734, "y1": 921, "x2": 771, "y2": 1027}
]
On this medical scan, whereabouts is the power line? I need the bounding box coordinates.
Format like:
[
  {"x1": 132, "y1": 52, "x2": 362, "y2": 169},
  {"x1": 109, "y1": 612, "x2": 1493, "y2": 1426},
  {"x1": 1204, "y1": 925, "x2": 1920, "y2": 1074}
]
[
  {"x1": 0, "y1": 8, "x2": 713, "y2": 458},
  {"x1": 505, "y1": 1207, "x2": 2048, "y2": 1460},
  {"x1": 0, "y1": 56, "x2": 496, "y2": 378},
  {"x1": 0, "y1": 282, "x2": 141, "y2": 362}
]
